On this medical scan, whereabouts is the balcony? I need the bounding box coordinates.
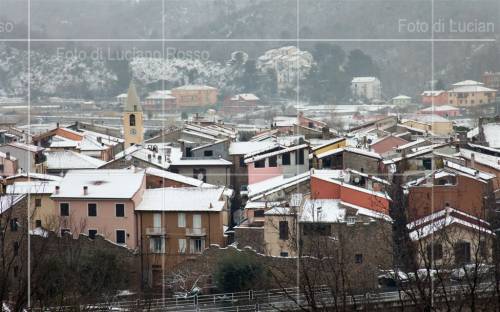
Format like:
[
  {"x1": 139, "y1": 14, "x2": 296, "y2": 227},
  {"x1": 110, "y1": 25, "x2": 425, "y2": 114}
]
[
  {"x1": 185, "y1": 228, "x2": 206, "y2": 237},
  {"x1": 145, "y1": 227, "x2": 167, "y2": 236}
]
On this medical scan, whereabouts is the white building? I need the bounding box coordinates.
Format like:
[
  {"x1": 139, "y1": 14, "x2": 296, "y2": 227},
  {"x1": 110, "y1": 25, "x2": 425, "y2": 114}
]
[
  {"x1": 257, "y1": 46, "x2": 313, "y2": 93},
  {"x1": 351, "y1": 77, "x2": 382, "y2": 102}
]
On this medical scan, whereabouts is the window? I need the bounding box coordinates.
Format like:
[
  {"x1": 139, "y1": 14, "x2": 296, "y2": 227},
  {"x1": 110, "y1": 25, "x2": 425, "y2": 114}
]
[
  {"x1": 178, "y1": 213, "x2": 186, "y2": 228},
  {"x1": 269, "y1": 156, "x2": 277, "y2": 167},
  {"x1": 254, "y1": 159, "x2": 265, "y2": 168},
  {"x1": 61, "y1": 228, "x2": 70, "y2": 236},
  {"x1": 153, "y1": 213, "x2": 162, "y2": 229},
  {"x1": 178, "y1": 238, "x2": 187, "y2": 253},
  {"x1": 282, "y1": 152, "x2": 291, "y2": 165},
  {"x1": 203, "y1": 150, "x2": 213, "y2": 157},
  {"x1": 355, "y1": 254, "x2": 363, "y2": 264},
  {"x1": 279, "y1": 221, "x2": 289, "y2": 240},
  {"x1": 298, "y1": 150, "x2": 305, "y2": 165},
  {"x1": 115, "y1": 204, "x2": 125, "y2": 217},
  {"x1": 239, "y1": 156, "x2": 246, "y2": 168},
  {"x1": 254, "y1": 210, "x2": 265, "y2": 218},
  {"x1": 129, "y1": 114, "x2": 136, "y2": 126},
  {"x1": 193, "y1": 214, "x2": 202, "y2": 229},
  {"x1": 150, "y1": 237, "x2": 165, "y2": 253},
  {"x1": 9, "y1": 218, "x2": 18, "y2": 231},
  {"x1": 35, "y1": 198, "x2": 42, "y2": 208},
  {"x1": 35, "y1": 220, "x2": 42, "y2": 228},
  {"x1": 280, "y1": 251, "x2": 289, "y2": 257},
  {"x1": 422, "y1": 158, "x2": 432, "y2": 170},
  {"x1": 193, "y1": 168, "x2": 207, "y2": 182},
  {"x1": 88, "y1": 229, "x2": 97, "y2": 239},
  {"x1": 426, "y1": 243, "x2": 443, "y2": 260},
  {"x1": 116, "y1": 230, "x2": 126, "y2": 244},
  {"x1": 60, "y1": 203, "x2": 69, "y2": 216},
  {"x1": 454, "y1": 241, "x2": 471, "y2": 265},
  {"x1": 88, "y1": 203, "x2": 97, "y2": 217},
  {"x1": 190, "y1": 238, "x2": 205, "y2": 254}
]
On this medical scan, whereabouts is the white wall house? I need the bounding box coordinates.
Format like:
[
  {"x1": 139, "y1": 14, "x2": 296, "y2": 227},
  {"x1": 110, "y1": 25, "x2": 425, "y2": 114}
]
[{"x1": 351, "y1": 77, "x2": 382, "y2": 102}]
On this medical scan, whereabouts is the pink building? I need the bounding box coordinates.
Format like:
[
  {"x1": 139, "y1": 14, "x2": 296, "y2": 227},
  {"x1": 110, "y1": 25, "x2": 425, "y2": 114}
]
[
  {"x1": 245, "y1": 144, "x2": 309, "y2": 184},
  {"x1": 51, "y1": 169, "x2": 146, "y2": 248},
  {"x1": 0, "y1": 151, "x2": 18, "y2": 177},
  {"x1": 419, "y1": 105, "x2": 460, "y2": 118}
]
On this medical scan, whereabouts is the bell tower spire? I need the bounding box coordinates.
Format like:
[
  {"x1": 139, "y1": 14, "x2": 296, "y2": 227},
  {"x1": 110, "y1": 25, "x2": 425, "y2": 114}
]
[{"x1": 123, "y1": 81, "x2": 144, "y2": 147}]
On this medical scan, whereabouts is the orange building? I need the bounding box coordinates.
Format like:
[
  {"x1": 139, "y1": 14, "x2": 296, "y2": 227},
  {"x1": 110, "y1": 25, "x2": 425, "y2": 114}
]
[
  {"x1": 171, "y1": 85, "x2": 218, "y2": 108},
  {"x1": 310, "y1": 175, "x2": 390, "y2": 214}
]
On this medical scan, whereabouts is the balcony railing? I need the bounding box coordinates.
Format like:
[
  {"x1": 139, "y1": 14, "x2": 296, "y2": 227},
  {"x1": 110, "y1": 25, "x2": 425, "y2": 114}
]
[
  {"x1": 146, "y1": 227, "x2": 167, "y2": 236},
  {"x1": 185, "y1": 227, "x2": 206, "y2": 236}
]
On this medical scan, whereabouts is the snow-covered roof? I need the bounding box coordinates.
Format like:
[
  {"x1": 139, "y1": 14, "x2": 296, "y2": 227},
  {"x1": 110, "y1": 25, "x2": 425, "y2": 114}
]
[
  {"x1": 170, "y1": 158, "x2": 232, "y2": 166},
  {"x1": 408, "y1": 207, "x2": 492, "y2": 241},
  {"x1": 0, "y1": 194, "x2": 25, "y2": 214},
  {"x1": 421, "y1": 90, "x2": 446, "y2": 96},
  {"x1": 173, "y1": 85, "x2": 217, "y2": 91},
  {"x1": 345, "y1": 147, "x2": 383, "y2": 159},
  {"x1": 228, "y1": 141, "x2": 278, "y2": 156},
  {"x1": 135, "y1": 187, "x2": 227, "y2": 212},
  {"x1": 6, "y1": 142, "x2": 44, "y2": 153},
  {"x1": 444, "y1": 159, "x2": 495, "y2": 181},
  {"x1": 452, "y1": 80, "x2": 484, "y2": 86},
  {"x1": 248, "y1": 172, "x2": 310, "y2": 199},
  {"x1": 146, "y1": 90, "x2": 176, "y2": 100},
  {"x1": 7, "y1": 181, "x2": 59, "y2": 194},
  {"x1": 460, "y1": 149, "x2": 500, "y2": 171},
  {"x1": 403, "y1": 114, "x2": 451, "y2": 123},
  {"x1": 112, "y1": 144, "x2": 183, "y2": 169},
  {"x1": 5, "y1": 172, "x2": 63, "y2": 181},
  {"x1": 145, "y1": 167, "x2": 212, "y2": 187},
  {"x1": 51, "y1": 169, "x2": 145, "y2": 199},
  {"x1": 449, "y1": 85, "x2": 496, "y2": 93},
  {"x1": 392, "y1": 95, "x2": 411, "y2": 100},
  {"x1": 245, "y1": 144, "x2": 309, "y2": 163},
  {"x1": 244, "y1": 201, "x2": 284, "y2": 210},
  {"x1": 230, "y1": 93, "x2": 260, "y2": 101},
  {"x1": 46, "y1": 150, "x2": 106, "y2": 170},
  {"x1": 421, "y1": 105, "x2": 459, "y2": 112},
  {"x1": 300, "y1": 199, "x2": 391, "y2": 223},
  {"x1": 315, "y1": 147, "x2": 345, "y2": 159},
  {"x1": 396, "y1": 139, "x2": 429, "y2": 151},
  {"x1": 273, "y1": 116, "x2": 297, "y2": 127},
  {"x1": 482, "y1": 123, "x2": 500, "y2": 148},
  {"x1": 352, "y1": 77, "x2": 378, "y2": 83},
  {"x1": 311, "y1": 138, "x2": 346, "y2": 151}
]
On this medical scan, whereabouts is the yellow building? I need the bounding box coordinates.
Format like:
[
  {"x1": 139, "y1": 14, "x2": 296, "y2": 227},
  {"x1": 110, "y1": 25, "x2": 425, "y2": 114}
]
[
  {"x1": 402, "y1": 114, "x2": 453, "y2": 136},
  {"x1": 171, "y1": 85, "x2": 218, "y2": 108},
  {"x1": 448, "y1": 80, "x2": 497, "y2": 107},
  {"x1": 123, "y1": 82, "x2": 144, "y2": 147}
]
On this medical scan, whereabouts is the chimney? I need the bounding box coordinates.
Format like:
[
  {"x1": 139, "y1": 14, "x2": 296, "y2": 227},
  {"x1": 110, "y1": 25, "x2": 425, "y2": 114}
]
[
  {"x1": 209, "y1": 202, "x2": 213, "y2": 209},
  {"x1": 5, "y1": 152, "x2": 10, "y2": 160},
  {"x1": 83, "y1": 186, "x2": 88, "y2": 196},
  {"x1": 471, "y1": 152, "x2": 475, "y2": 168},
  {"x1": 54, "y1": 185, "x2": 60, "y2": 195},
  {"x1": 157, "y1": 155, "x2": 162, "y2": 163},
  {"x1": 148, "y1": 154, "x2": 152, "y2": 162},
  {"x1": 316, "y1": 206, "x2": 322, "y2": 221}
]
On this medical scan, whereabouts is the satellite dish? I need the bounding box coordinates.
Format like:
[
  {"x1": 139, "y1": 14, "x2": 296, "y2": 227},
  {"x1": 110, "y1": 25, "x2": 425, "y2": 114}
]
[
  {"x1": 197, "y1": 172, "x2": 204, "y2": 181},
  {"x1": 125, "y1": 155, "x2": 132, "y2": 161}
]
